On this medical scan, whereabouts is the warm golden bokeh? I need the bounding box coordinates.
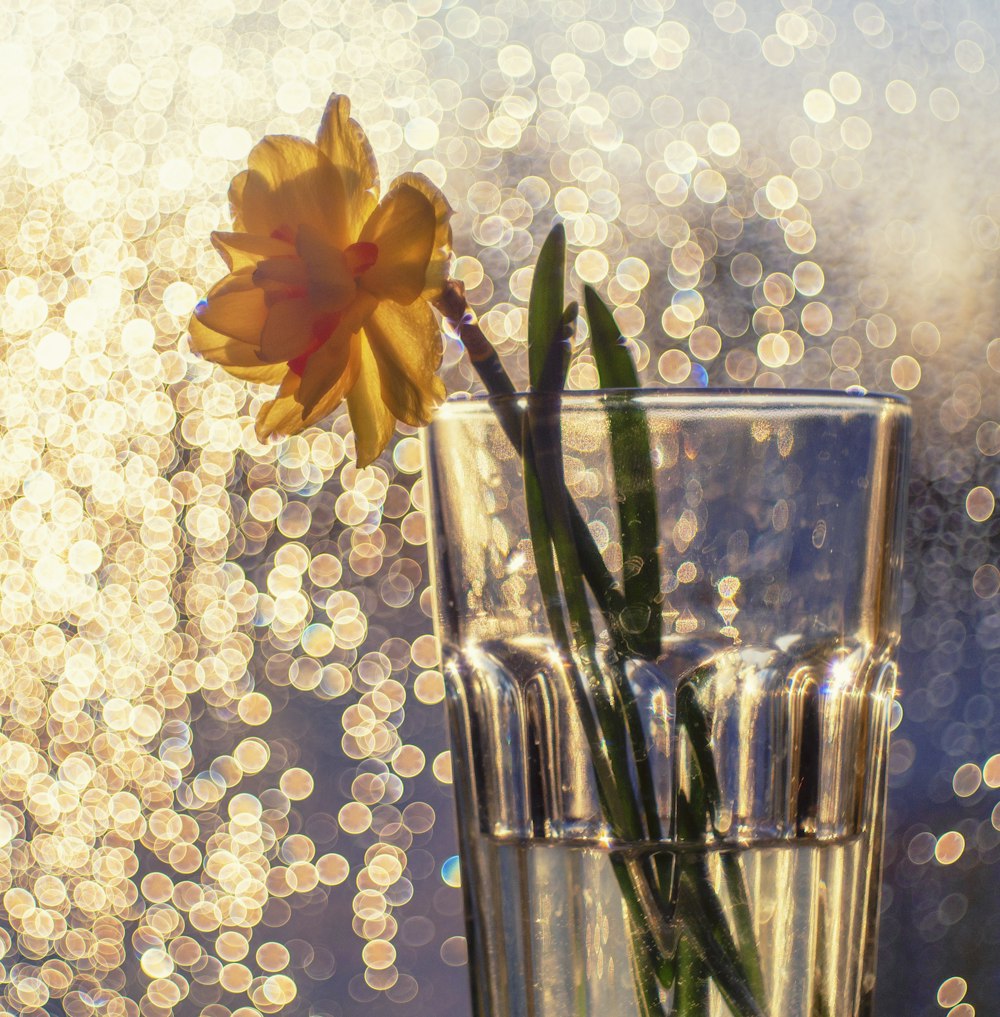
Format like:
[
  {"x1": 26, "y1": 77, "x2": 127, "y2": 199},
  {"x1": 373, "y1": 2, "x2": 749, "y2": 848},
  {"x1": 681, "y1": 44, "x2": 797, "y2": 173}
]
[{"x1": 0, "y1": 0, "x2": 998, "y2": 1014}]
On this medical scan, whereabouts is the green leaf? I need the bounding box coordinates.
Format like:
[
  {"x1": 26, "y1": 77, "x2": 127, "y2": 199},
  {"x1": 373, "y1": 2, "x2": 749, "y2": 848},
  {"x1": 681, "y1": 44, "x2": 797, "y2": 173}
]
[
  {"x1": 584, "y1": 284, "x2": 662, "y2": 660},
  {"x1": 585, "y1": 284, "x2": 639, "y2": 389},
  {"x1": 536, "y1": 301, "x2": 577, "y2": 393},
  {"x1": 522, "y1": 420, "x2": 570, "y2": 651},
  {"x1": 675, "y1": 933, "x2": 709, "y2": 1017},
  {"x1": 528, "y1": 223, "x2": 566, "y2": 389}
]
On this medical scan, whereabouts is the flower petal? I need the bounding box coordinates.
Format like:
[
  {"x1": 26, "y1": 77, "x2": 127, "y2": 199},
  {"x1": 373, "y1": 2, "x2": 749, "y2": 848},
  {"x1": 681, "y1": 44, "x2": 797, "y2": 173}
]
[
  {"x1": 241, "y1": 136, "x2": 349, "y2": 247},
  {"x1": 347, "y1": 337, "x2": 396, "y2": 467},
  {"x1": 228, "y1": 170, "x2": 249, "y2": 231},
  {"x1": 252, "y1": 255, "x2": 309, "y2": 296},
  {"x1": 362, "y1": 299, "x2": 445, "y2": 427},
  {"x1": 358, "y1": 183, "x2": 437, "y2": 304},
  {"x1": 255, "y1": 335, "x2": 361, "y2": 442},
  {"x1": 296, "y1": 223, "x2": 358, "y2": 308},
  {"x1": 315, "y1": 94, "x2": 379, "y2": 240},
  {"x1": 345, "y1": 241, "x2": 378, "y2": 276},
  {"x1": 389, "y1": 172, "x2": 453, "y2": 297},
  {"x1": 229, "y1": 364, "x2": 288, "y2": 383},
  {"x1": 298, "y1": 293, "x2": 378, "y2": 409},
  {"x1": 259, "y1": 297, "x2": 322, "y2": 364},
  {"x1": 255, "y1": 371, "x2": 305, "y2": 442},
  {"x1": 188, "y1": 314, "x2": 286, "y2": 384},
  {"x1": 195, "y1": 272, "x2": 268, "y2": 345},
  {"x1": 211, "y1": 231, "x2": 295, "y2": 273}
]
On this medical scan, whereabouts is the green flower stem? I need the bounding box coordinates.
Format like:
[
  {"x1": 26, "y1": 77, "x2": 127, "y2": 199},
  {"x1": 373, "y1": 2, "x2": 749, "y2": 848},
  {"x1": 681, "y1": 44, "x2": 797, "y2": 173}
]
[
  {"x1": 523, "y1": 418, "x2": 637, "y2": 837},
  {"x1": 627, "y1": 908, "x2": 670, "y2": 1017},
  {"x1": 585, "y1": 284, "x2": 662, "y2": 660},
  {"x1": 675, "y1": 936, "x2": 709, "y2": 1017},
  {"x1": 584, "y1": 285, "x2": 680, "y2": 926},
  {"x1": 434, "y1": 282, "x2": 626, "y2": 624},
  {"x1": 523, "y1": 420, "x2": 673, "y2": 1016},
  {"x1": 525, "y1": 291, "x2": 679, "y2": 1005},
  {"x1": 439, "y1": 276, "x2": 766, "y2": 1017},
  {"x1": 679, "y1": 870, "x2": 765, "y2": 1016},
  {"x1": 679, "y1": 864, "x2": 764, "y2": 1017},
  {"x1": 672, "y1": 779, "x2": 765, "y2": 1017},
  {"x1": 525, "y1": 406, "x2": 668, "y2": 865}
]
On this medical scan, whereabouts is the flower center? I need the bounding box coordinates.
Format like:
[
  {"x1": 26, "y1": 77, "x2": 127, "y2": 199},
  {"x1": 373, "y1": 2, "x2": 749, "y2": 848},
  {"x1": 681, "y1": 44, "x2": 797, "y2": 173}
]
[{"x1": 265, "y1": 230, "x2": 378, "y2": 377}]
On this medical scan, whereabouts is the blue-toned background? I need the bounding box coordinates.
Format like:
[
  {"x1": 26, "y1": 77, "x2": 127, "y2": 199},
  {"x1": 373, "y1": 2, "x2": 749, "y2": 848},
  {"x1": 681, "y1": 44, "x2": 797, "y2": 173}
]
[{"x1": 0, "y1": 1, "x2": 997, "y2": 1015}]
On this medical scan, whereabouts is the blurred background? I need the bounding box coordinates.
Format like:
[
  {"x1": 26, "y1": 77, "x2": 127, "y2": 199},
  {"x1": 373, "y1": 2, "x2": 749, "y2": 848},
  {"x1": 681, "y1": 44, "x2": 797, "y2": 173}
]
[{"x1": 0, "y1": 0, "x2": 997, "y2": 1015}]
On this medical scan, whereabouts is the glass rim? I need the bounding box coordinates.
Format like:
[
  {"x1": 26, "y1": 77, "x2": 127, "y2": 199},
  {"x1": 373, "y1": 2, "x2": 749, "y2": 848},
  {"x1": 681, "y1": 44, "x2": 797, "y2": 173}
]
[{"x1": 433, "y1": 387, "x2": 911, "y2": 421}]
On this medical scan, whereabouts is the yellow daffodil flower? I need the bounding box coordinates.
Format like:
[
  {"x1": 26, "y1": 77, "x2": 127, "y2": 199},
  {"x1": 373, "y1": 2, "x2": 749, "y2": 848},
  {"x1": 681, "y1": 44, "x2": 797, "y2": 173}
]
[{"x1": 189, "y1": 94, "x2": 452, "y2": 466}]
